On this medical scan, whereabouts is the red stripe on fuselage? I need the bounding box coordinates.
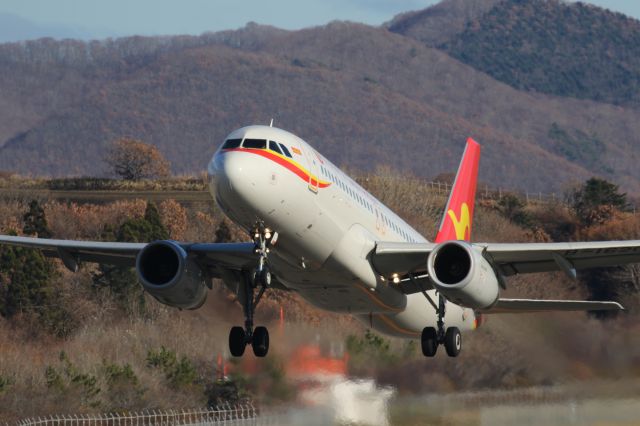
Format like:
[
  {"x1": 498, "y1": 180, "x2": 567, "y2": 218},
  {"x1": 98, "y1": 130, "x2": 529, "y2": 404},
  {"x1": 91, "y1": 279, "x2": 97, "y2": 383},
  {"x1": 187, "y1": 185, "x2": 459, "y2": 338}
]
[{"x1": 222, "y1": 148, "x2": 331, "y2": 188}]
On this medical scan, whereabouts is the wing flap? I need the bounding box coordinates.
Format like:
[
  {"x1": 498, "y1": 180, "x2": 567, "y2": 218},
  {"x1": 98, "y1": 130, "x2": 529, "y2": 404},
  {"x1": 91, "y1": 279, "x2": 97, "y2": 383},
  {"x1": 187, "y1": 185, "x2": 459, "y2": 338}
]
[
  {"x1": 481, "y1": 298, "x2": 624, "y2": 314},
  {"x1": 0, "y1": 235, "x2": 259, "y2": 276},
  {"x1": 0, "y1": 235, "x2": 144, "y2": 267},
  {"x1": 482, "y1": 241, "x2": 640, "y2": 276}
]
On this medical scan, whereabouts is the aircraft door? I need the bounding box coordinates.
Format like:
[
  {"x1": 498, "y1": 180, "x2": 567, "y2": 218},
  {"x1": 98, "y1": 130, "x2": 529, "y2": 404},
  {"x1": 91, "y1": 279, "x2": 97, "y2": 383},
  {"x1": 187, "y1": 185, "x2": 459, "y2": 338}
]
[{"x1": 300, "y1": 144, "x2": 320, "y2": 193}]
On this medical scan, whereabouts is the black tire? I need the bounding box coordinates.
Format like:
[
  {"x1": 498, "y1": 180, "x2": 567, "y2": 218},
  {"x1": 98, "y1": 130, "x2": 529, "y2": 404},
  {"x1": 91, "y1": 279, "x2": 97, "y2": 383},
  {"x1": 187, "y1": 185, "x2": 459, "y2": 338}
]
[
  {"x1": 252, "y1": 326, "x2": 270, "y2": 357},
  {"x1": 444, "y1": 327, "x2": 462, "y2": 357},
  {"x1": 229, "y1": 326, "x2": 246, "y2": 357},
  {"x1": 421, "y1": 327, "x2": 438, "y2": 357},
  {"x1": 259, "y1": 268, "x2": 271, "y2": 287}
]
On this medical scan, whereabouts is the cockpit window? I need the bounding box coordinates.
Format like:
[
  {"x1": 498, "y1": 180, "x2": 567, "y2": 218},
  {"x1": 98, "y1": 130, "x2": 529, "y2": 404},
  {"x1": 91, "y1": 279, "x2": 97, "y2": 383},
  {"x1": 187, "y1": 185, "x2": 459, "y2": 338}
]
[
  {"x1": 222, "y1": 138, "x2": 242, "y2": 149},
  {"x1": 242, "y1": 139, "x2": 267, "y2": 149},
  {"x1": 269, "y1": 141, "x2": 283, "y2": 155},
  {"x1": 279, "y1": 143, "x2": 293, "y2": 158}
]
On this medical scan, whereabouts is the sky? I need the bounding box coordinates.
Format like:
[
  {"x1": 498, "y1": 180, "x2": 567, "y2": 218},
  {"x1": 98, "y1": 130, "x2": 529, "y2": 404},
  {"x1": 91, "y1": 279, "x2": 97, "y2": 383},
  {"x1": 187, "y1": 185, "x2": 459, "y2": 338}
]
[{"x1": 0, "y1": 0, "x2": 639, "y2": 41}]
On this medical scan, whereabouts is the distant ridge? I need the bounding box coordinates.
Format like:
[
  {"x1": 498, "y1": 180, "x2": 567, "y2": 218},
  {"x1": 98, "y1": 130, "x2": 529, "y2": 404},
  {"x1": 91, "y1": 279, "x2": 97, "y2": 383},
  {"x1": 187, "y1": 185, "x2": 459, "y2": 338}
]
[
  {"x1": 0, "y1": 12, "x2": 109, "y2": 43},
  {"x1": 390, "y1": 0, "x2": 640, "y2": 107},
  {"x1": 386, "y1": 0, "x2": 501, "y2": 46}
]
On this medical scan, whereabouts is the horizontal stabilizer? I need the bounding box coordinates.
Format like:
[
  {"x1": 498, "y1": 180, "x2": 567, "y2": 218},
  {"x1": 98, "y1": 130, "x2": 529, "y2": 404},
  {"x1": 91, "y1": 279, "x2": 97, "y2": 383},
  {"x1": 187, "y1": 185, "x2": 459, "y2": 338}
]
[{"x1": 481, "y1": 298, "x2": 624, "y2": 314}]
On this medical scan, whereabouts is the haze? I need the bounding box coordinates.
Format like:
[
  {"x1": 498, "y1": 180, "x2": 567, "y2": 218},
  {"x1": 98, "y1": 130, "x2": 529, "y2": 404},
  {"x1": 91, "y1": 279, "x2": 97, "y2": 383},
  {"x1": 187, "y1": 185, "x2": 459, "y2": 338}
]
[{"x1": 0, "y1": 0, "x2": 638, "y2": 42}]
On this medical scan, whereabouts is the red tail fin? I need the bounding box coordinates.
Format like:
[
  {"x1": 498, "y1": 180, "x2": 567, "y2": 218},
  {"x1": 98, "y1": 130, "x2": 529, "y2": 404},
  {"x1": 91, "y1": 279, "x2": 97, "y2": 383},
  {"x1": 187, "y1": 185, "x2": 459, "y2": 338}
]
[{"x1": 435, "y1": 138, "x2": 481, "y2": 243}]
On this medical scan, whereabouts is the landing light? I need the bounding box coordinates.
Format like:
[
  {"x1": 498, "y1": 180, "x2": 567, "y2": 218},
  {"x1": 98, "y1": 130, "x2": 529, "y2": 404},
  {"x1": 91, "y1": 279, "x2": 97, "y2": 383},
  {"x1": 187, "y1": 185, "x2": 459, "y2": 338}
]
[
  {"x1": 392, "y1": 274, "x2": 400, "y2": 284},
  {"x1": 265, "y1": 232, "x2": 272, "y2": 240}
]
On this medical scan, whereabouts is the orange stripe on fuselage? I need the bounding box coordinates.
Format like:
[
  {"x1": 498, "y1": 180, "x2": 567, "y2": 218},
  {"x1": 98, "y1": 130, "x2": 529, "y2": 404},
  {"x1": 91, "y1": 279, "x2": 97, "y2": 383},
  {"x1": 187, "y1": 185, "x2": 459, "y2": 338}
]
[
  {"x1": 222, "y1": 148, "x2": 331, "y2": 189},
  {"x1": 354, "y1": 283, "x2": 403, "y2": 313},
  {"x1": 376, "y1": 314, "x2": 420, "y2": 337}
]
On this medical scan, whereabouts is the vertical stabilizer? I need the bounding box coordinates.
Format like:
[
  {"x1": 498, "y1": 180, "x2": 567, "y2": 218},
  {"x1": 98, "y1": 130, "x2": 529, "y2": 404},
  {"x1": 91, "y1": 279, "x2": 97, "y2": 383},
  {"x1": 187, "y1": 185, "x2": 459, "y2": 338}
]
[{"x1": 435, "y1": 138, "x2": 481, "y2": 242}]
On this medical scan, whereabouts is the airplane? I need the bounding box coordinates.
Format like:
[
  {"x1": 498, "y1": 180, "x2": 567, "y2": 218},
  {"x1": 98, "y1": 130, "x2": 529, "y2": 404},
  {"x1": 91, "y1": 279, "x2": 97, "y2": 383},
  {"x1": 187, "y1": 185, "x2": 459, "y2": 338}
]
[{"x1": 1, "y1": 125, "x2": 639, "y2": 358}]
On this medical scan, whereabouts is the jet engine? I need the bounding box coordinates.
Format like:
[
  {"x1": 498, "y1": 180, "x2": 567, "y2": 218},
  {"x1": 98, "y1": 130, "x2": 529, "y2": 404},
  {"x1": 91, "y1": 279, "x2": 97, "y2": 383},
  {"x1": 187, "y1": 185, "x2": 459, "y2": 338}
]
[
  {"x1": 136, "y1": 240, "x2": 208, "y2": 310},
  {"x1": 426, "y1": 241, "x2": 499, "y2": 309}
]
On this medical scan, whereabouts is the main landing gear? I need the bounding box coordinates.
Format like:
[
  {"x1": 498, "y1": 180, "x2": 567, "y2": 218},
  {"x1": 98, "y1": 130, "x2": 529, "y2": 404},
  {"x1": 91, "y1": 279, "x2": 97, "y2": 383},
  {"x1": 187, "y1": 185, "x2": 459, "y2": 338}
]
[
  {"x1": 228, "y1": 222, "x2": 277, "y2": 358},
  {"x1": 421, "y1": 293, "x2": 462, "y2": 358}
]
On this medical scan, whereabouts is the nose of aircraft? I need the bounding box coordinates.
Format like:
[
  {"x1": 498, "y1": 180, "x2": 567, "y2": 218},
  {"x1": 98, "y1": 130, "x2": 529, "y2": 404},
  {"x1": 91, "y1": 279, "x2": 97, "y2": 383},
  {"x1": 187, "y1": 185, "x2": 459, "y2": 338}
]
[{"x1": 208, "y1": 150, "x2": 261, "y2": 213}]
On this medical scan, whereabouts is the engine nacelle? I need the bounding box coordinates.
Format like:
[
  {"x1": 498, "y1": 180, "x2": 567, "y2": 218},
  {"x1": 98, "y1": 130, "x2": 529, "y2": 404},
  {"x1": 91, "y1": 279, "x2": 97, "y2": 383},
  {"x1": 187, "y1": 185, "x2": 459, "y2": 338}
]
[
  {"x1": 136, "y1": 240, "x2": 208, "y2": 310},
  {"x1": 426, "y1": 241, "x2": 499, "y2": 310}
]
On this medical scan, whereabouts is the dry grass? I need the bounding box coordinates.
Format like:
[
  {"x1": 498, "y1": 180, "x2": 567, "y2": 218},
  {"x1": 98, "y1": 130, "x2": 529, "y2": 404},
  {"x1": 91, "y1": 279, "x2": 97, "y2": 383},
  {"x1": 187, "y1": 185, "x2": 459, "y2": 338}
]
[
  {"x1": 0, "y1": 175, "x2": 208, "y2": 191},
  {"x1": 0, "y1": 175, "x2": 639, "y2": 420},
  {"x1": 0, "y1": 280, "x2": 356, "y2": 420}
]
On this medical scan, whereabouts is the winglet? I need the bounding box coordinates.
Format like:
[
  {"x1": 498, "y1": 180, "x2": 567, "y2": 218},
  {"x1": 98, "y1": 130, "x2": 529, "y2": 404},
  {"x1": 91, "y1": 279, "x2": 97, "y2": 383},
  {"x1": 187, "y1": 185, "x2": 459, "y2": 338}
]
[{"x1": 435, "y1": 138, "x2": 481, "y2": 243}]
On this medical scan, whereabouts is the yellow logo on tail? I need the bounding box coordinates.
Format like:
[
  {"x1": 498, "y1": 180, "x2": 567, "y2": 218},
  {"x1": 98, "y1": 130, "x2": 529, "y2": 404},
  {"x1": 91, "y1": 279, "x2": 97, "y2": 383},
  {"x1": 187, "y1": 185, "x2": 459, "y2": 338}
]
[{"x1": 447, "y1": 202, "x2": 471, "y2": 240}]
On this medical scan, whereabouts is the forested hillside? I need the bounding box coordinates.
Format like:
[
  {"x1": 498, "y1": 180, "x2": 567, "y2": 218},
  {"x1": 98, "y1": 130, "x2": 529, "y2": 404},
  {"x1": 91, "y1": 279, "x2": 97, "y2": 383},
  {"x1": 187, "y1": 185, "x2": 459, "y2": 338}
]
[
  {"x1": 391, "y1": 0, "x2": 640, "y2": 107},
  {"x1": 1, "y1": 1, "x2": 640, "y2": 194}
]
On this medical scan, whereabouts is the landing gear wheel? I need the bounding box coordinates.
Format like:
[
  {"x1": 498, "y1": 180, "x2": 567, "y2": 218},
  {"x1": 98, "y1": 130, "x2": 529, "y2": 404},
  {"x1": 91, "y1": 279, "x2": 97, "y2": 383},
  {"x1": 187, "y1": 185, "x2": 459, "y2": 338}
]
[
  {"x1": 229, "y1": 326, "x2": 246, "y2": 357},
  {"x1": 252, "y1": 326, "x2": 270, "y2": 357},
  {"x1": 421, "y1": 327, "x2": 438, "y2": 357},
  {"x1": 259, "y1": 268, "x2": 271, "y2": 288},
  {"x1": 444, "y1": 327, "x2": 462, "y2": 357}
]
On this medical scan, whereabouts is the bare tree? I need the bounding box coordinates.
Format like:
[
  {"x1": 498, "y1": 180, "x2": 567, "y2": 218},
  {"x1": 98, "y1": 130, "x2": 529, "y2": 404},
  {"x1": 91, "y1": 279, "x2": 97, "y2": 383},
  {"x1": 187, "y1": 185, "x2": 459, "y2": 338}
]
[{"x1": 106, "y1": 138, "x2": 171, "y2": 180}]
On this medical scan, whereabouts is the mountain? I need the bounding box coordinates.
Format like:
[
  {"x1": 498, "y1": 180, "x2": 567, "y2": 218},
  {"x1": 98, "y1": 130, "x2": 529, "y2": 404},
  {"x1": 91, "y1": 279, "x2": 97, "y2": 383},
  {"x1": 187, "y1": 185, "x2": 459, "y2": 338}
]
[
  {"x1": 390, "y1": 0, "x2": 640, "y2": 107},
  {"x1": 1, "y1": 2, "x2": 640, "y2": 195},
  {"x1": 386, "y1": 0, "x2": 502, "y2": 46}
]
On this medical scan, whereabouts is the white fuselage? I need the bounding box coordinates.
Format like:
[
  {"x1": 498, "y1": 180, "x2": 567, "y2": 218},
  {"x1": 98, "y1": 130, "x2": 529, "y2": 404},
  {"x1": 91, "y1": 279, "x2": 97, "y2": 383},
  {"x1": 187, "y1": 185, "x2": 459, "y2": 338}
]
[{"x1": 208, "y1": 125, "x2": 478, "y2": 338}]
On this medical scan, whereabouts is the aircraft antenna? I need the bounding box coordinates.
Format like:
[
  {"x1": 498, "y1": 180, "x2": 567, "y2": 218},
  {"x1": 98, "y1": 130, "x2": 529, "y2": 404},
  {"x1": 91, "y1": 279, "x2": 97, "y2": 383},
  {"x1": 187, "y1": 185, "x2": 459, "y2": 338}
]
[{"x1": 269, "y1": 118, "x2": 274, "y2": 127}]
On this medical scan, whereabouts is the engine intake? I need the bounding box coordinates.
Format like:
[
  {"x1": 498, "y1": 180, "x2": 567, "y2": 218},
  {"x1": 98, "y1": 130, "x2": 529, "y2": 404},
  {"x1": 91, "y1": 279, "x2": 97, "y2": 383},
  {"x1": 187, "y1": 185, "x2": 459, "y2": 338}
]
[
  {"x1": 136, "y1": 240, "x2": 208, "y2": 310},
  {"x1": 427, "y1": 241, "x2": 499, "y2": 309}
]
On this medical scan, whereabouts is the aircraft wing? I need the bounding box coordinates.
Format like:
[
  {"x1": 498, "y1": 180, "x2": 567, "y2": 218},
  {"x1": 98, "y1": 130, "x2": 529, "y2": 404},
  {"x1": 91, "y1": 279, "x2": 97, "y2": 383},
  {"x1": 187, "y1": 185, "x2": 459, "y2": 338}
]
[
  {"x1": 477, "y1": 241, "x2": 640, "y2": 277},
  {"x1": 372, "y1": 240, "x2": 636, "y2": 312},
  {"x1": 0, "y1": 235, "x2": 258, "y2": 278},
  {"x1": 372, "y1": 240, "x2": 640, "y2": 278},
  {"x1": 371, "y1": 241, "x2": 437, "y2": 276}
]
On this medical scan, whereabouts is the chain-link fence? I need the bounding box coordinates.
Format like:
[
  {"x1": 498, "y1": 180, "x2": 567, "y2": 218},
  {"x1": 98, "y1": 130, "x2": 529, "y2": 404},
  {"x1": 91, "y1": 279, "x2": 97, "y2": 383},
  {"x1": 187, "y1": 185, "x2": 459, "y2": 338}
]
[{"x1": 8, "y1": 403, "x2": 287, "y2": 426}]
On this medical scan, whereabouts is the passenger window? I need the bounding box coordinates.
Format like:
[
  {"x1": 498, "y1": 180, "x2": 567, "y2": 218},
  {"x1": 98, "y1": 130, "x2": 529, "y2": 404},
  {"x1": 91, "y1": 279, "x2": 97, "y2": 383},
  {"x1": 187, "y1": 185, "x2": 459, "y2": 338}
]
[
  {"x1": 222, "y1": 139, "x2": 242, "y2": 149},
  {"x1": 269, "y1": 141, "x2": 283, "y2": 155},
  {"x1": 243, "y1": 139, "x2": 267, "y2": 149},
  {"x1": 279, "y1": 143, "x2": 293, "y2": 158}
]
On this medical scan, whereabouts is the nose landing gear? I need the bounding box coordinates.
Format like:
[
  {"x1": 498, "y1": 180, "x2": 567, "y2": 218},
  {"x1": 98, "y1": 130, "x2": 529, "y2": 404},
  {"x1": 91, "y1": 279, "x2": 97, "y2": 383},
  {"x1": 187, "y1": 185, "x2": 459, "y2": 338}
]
[
  {"x1": 228, "y1": 222, "x2": 277, "y2": 358},
  {"x1": 421, "y1": 293, "x2": 462, "y2": 358}
]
